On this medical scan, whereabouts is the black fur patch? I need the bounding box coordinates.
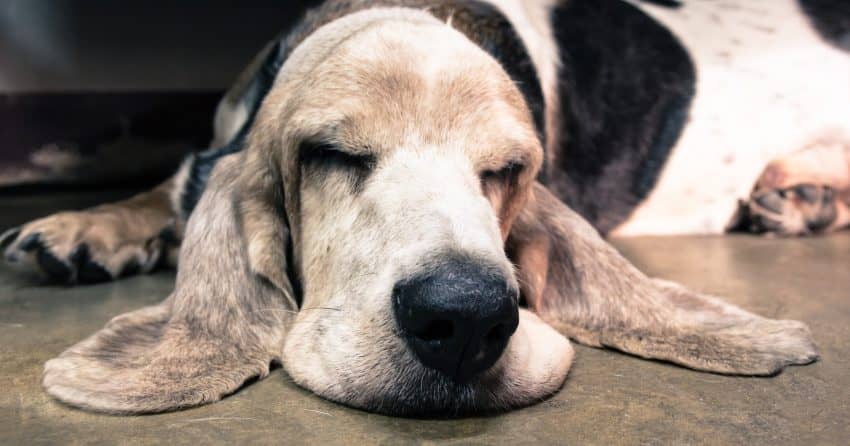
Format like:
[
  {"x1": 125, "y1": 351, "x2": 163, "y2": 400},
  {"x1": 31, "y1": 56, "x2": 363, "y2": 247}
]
[
  {"x1": 546, "y1": 0, "x2": 696, "y2": 234},
  {"x1": 637, "y1": 0, "x2": 682, "y2": 8},
  {"x1": 176, "y1": 0, "x2": 691, "y2": 235},
  {"x1": 177, "y1": 1, "x2": 549, "y2": 216},
  {"x1": 461, "y1": 1, "x2": 547, "y2": 155},
  {"x1": 799, "y1": 0, "x2": 850, "y2": 52},
  {"x1": 179, "y1": 40, "x2": 287, "y2": 218},
  {"x1": 179, "y1": 140, "x2": 243, "y2": 220}
]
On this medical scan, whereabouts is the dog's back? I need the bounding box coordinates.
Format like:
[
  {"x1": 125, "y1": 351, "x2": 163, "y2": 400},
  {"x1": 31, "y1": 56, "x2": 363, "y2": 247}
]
[
  {"x1": 200, "y1": 0, "x2": 850, "y2": 236},
  {"x1": 3, "y1": 0, "x2": 849, "y2": 286}
]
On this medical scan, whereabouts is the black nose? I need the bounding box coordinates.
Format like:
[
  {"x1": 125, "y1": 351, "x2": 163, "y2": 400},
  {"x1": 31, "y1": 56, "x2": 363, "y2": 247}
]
[{"x1": 392, "y1": 260, "x2": 519, "y2": 382}]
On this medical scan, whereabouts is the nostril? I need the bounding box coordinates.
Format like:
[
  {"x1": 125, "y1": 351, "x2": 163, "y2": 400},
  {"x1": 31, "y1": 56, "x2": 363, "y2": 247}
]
[
  {"x1": 486, "y1": 323, "x2": 507, "y2": 343},
  {"x1": 415, "y1": 319, "x2": 454, "y2": 342},
  {"x1": 487, "y1": 324, "x2": 502, "y2": 343}
]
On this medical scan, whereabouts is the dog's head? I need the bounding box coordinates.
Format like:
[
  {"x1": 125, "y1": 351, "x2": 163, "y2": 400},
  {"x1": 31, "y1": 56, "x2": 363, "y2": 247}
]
[
  {"x1": 42, "y1": 8, "x2": 818, "y2": 416},
  {"x1": 241, "y1": 9, "x2": 569, "y2": 414}
]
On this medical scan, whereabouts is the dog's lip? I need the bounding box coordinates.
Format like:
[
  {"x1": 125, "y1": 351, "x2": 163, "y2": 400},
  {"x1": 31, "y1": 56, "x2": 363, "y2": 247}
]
[
  {"x1": 399, "y1": 314, "x2": 518, "y2": 383},
  {"x1": 283, "y1": 306, "x2": 573, "y2": 416},
  {"x1": 360, "y1": 310, "x2": 573, "y2": 416}
]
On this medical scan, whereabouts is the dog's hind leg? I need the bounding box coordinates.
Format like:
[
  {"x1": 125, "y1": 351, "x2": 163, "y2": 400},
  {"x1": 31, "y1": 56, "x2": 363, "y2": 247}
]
[
  {"x1": 509, "y1": 183, "x2": 818, "y2": 376},
  {"x1": 739, "y1": 138, "x2": 850, "y2": 235}
]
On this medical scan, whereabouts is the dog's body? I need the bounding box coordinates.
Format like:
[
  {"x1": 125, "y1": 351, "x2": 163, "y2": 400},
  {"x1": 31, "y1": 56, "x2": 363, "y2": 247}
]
[
  {"x1": 186, "y1": 0, "x2": 850, "y2": 237},
  {"x1": 0, "y1": 0, "x2": 842, "y2": 416},
  {"x1": 4, "y1": 0, "x2": 850, "y2": 281}
]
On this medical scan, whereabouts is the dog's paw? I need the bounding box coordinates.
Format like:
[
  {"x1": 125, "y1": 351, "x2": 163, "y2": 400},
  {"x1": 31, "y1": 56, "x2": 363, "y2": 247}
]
[
  {"x1": 715, "y1": 318, "x2": 819, "y2": 376},
  {"x1": 745, "y1": 184, "x2": 838, "y2": 236},
  {"x1": 1, "y1": 210, "x2": 174, "y2": 284}
]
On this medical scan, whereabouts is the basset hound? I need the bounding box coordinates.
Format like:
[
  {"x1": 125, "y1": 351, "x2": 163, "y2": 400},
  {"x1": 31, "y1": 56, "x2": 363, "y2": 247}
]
[{"x1": 3, "y1": 0, "x2": 844, "y2": 415}]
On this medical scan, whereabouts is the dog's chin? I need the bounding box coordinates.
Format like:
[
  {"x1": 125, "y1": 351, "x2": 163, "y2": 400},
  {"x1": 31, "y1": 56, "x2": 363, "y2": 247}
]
[{"x1": 283, "y1": 309, "x2": 573, "y2": 417}]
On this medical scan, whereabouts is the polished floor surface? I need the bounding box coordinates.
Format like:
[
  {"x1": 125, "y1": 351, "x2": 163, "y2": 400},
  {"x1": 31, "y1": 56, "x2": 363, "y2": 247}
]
[{"x1": 1, "y1": 193, "x2": 848, "y2": 444}]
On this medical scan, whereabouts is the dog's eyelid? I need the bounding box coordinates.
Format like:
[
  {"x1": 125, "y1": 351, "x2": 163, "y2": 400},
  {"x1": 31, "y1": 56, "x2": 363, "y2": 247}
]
[
  {"x1": 299, "y1": 141, "x2": 376, "y2": 169},
  {"x1": 480, "y1": 160, "x2": 525, "y2": 180}
]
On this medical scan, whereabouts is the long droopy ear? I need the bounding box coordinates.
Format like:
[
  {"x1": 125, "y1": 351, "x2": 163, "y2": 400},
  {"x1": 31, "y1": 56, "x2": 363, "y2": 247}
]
[
  {"x1": 42, "y1": 154, "x2": 298, "y2": 414},
  {"x1": 507, "y1": 183, "x2": 818, "y2": 375}
]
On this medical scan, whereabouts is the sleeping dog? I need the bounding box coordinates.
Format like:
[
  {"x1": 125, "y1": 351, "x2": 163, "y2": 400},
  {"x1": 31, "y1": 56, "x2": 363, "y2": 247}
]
[{"x1": 1, "y1": 0, "x2": 844, "y2": 415}]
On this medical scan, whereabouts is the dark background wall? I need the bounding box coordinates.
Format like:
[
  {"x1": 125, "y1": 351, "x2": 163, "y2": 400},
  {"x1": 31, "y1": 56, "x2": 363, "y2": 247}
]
[{"x1": 0, "y1": 0, "x2": 317, "y2": 189}]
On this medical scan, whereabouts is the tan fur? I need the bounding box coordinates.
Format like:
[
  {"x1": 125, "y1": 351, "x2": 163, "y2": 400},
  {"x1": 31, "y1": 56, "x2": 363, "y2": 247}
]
[
  {"x1": 1, "y1": 180, "x2": 178, "y2": 280},
  {"x1": 43, "y1": 156, "x2": 294, "y2": 413},
  {"x1": 742, "y1": 138, "x2": 850, "y2": 235},
  {"x1": 480, "y1": 0, "x2": 562, "y2": 167},
  {"x1": 30, "y1": 6, "x2": 817, "y2": 416},
  {"x1": 757, "y1": 136, "x2": 850, "y2": 191},
  {"x1": 509, "y1": 183, "x2": 817, "y2": 375}
]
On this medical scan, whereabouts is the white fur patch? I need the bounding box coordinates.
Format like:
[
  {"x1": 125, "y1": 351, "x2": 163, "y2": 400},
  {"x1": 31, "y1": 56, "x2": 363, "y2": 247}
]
[
  {"x1": 614, "y1": 0, "x2": 850, "y2": 235},
  {"x1": 211, "y1": 99, "x2": 248, "y2": 148},
  {"x1": 169, "y1": 155, "x2": 194, "y2": 216},
  {"x1": 480, "y1": 0, "x2": 562, "y2": 161}
]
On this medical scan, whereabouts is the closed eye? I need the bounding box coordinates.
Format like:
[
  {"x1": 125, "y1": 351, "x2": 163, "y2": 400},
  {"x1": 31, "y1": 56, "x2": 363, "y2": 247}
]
[
  {"x1": 300, "y1": 142, "x2": 376, "y2": 172},
  {"x1": 299, "y1": 141, "x2": 377, "y2": 193},
  {"x1": 480, "y1": 161, "x2": 524, "y2": 187}
]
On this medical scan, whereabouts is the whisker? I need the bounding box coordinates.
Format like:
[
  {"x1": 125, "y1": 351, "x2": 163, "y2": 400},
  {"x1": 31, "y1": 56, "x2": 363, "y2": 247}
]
[
  {"x1": 251, "y1": 308, "x2": 298, "y2": 314},
  {"x1": 250, "y1": 306, "x2": 343, "y2": 315},
  {"x1": 303, "y1": 306, "x2": 342, "y2": 312}
]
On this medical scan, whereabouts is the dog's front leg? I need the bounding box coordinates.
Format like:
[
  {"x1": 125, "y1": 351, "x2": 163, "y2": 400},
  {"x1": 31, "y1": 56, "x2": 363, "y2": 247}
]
[{"x1": 1, "y1": 179, "x2": 180, "y2": 283}]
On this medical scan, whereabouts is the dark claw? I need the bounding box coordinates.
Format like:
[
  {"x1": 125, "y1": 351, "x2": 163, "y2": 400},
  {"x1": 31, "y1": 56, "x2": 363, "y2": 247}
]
[
  {"x1": 19, "y1": 232, "x2": 43, "y2": 252},
  {"x1": 78, "y1": 261, "x2": 113, "y2": 283},
  {"x1": 751, "y1": 214, "x2": 783, "y2": 232},
  {"x1": 808, "y1": 199, "x2": 837, "y2": 232},
  {"x1": 36, "y1": 249, "x2": 72, "y2": 283},
  {"x1": 0, "y1": 227, "x2": 21, "y2": 252},
  {"x1": 69, "y1": 243, "x2": 88, "y2": 266},
  {"x1": 754, "y1": 191, "x2": 785, "y2": 214},
  {"x1": 71, "y1": 244, "x2": 113, "y2": 283},
  {"x1": 119, "y1": 259, "x2": 141, "y2": 277},
  {"x1": 793, "y1": 184, "x2": 819, "y2": 203},
  {"x1": 158, "y1": 225, "x2": 180, "y2": 245}
]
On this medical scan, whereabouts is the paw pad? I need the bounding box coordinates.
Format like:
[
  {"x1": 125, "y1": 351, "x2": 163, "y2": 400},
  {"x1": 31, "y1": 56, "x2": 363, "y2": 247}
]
[{"x1": 744, "y1": 184, "x2": 838, "y2": 235}]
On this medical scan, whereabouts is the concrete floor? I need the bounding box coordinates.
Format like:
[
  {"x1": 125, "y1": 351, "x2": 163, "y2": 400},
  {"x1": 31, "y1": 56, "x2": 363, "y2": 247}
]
[{"x1": 1, "y1": 194, "x2": 848, "y2": 445}]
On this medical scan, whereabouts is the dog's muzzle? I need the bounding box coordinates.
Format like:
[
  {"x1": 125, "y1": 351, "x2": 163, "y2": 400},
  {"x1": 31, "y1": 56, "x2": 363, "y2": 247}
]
[{"x1": 392, "y1": 260, "x2": 519, "y2": 382}]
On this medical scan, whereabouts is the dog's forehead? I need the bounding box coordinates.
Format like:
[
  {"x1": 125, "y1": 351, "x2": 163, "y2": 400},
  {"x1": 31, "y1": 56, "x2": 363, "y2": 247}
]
[{"x1": 288, "y1": 18, "x2": 540, "y2": 162}]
